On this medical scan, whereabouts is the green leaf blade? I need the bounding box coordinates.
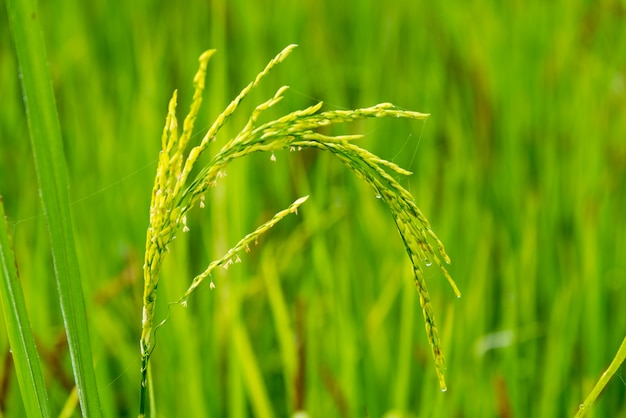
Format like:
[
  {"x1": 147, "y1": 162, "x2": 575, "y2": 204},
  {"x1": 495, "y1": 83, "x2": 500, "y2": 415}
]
[
  {"x1": 5, "y1": 0, "x2": 103, "y2": 415},
  {"x1": 0, "y1": 198, "x2": 52, "y2": 417}
]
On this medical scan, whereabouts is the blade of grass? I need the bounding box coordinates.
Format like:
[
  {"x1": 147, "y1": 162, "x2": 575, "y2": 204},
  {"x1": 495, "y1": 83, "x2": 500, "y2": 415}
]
[
  {"x1": 0, "y1": 198, "x2": 52, "y2": 417},
  {"x1": 5, "y1": 0, "x2": 102, "y2": 415},
  {"x1": 574, "y1": 335, "x2": 626, "y2": 418},
  {"x1": 233, "y1": 315, "x2": 275, "y2": 418},
  {"x1": 392, "y1": 270, "x2": 415, "y2": 411},
  {"x1": 260, "y1": 247, "x2": 297, "y2": 410}
]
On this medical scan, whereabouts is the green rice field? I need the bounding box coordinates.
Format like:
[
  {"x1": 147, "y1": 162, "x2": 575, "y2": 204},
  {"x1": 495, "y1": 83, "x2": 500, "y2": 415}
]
[{"x1": 1, "y1": 0, "x2": 625, "y2": 416}]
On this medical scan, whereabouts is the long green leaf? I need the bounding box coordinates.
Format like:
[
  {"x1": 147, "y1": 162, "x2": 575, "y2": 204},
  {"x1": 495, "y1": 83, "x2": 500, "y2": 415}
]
[
  {"x1": 0, "y1": 198, "x2": 51, "y2": 417},
  {"x1": 5, "y1": 0, "x2": 102, "y2": 415},
  {"x1": 574, "y1": 336, "x2": 626, "y2": 418}
]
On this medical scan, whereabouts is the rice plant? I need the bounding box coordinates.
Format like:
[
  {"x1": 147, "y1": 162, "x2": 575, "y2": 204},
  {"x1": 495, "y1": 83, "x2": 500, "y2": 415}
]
[{"x1": 138, "y1": 44, "x2": 460, "y2": 415}]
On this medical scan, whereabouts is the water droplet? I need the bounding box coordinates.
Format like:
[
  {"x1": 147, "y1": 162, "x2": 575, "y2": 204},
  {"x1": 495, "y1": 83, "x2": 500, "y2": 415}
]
[
  {"x1": 375, "y1": 195, "x2": 382, "y2": 199},
  {"x1": 424, "y1": 258, "x2": 432, "y2": 267}
]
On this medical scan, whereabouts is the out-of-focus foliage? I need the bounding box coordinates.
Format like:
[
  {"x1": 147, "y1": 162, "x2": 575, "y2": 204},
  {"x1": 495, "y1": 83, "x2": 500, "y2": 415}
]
[{"x1": 1, "y1": 1, "x2": 625, "y2": 416}]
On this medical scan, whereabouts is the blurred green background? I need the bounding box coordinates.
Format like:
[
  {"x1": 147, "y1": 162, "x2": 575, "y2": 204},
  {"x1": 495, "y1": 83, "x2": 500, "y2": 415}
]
[{"x1": 1, "y1": 0, "x2": 626, "y2": 416}]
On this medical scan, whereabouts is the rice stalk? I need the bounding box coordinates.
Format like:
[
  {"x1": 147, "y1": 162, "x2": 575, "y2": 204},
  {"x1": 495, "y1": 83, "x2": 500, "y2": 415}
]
[{"x1": 139, "y1": 44, "x2": 459, "y2": 415}]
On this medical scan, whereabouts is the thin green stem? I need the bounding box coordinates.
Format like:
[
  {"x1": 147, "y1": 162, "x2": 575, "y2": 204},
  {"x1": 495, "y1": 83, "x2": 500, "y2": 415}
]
[
  {"x1": 139, "y1": 358, "x2": 148, "y2": 417},
  {"x1": 574, "y1": 336, "x2": 626, "y2": 418}
]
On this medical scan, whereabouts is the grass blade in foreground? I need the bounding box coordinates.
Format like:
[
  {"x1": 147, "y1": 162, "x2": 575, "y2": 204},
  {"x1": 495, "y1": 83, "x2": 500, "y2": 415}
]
[
  {"x1": 140, "y1": 45, "x2": 460, "y2": 414},
  {"x1": 0, "y1": 198, "x2": 52, "y2": 417},
  {"x1": 574, "y1": 336, "x2": 626, "y2": 417},
  {"x1": 5, "y1": 0, "x2": 102, "y2": 415}
]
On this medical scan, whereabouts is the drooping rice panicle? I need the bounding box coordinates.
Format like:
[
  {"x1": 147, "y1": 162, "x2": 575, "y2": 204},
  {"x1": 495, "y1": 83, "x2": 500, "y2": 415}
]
[{"x1": 140, "y1": 45, "x2": 459, "y2": 414}]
